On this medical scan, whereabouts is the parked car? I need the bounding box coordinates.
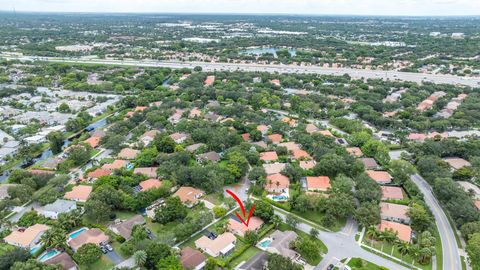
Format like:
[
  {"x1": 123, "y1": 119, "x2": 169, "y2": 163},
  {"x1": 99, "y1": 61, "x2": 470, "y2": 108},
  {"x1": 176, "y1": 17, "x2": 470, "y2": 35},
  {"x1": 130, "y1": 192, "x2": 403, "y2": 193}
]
[
  {"x1": 100, "y1": 246, "x2": 107, "y2": 254},
  {"x1": 105, "y1": 244, "x2": 113, "y2": 252},
  {"x1": 327, "y1": 264, "x2": 335, "y2": 270}
]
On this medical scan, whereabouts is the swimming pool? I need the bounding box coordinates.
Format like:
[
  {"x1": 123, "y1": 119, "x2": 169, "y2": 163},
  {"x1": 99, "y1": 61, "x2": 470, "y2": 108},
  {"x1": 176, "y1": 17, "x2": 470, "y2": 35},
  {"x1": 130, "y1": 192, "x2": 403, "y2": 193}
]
[
  {"x1": 68, "y1": 227, "x2": 88, "y2": 239},
  {"x1": 271, "y1": 195, "x2": 288, "y2": 201},
  {"x1": 38, "y1": 249, "x2": 60, "y2": 262},
  {"x1": 258, "y1": 238, "x2": 272, "y2": 248},
  {"x1": 30, "y1": 245, "x2": 42, "y2": 255}
]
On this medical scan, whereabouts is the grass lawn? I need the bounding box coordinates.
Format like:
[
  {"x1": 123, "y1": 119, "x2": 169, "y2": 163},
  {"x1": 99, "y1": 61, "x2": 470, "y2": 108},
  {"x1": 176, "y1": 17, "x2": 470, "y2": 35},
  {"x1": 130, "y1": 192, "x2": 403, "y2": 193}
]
[
  {"x1": 277, "y1": 223, "x2": 327, "y2": 264},
  {"x1": 79, "y1": 255, "x2": 114, "y2": 270},
  {"x1": 113, "y1": 210, "x2": 137, "y2": 220},
  {"x1": 347, "y1": 258, "x2": 385, "y2": 270},
  {"x1": 110, "y1": 241, "x2": 128, "y2": 259},
  {"x1": 228, "y1": 246, "x2": 262, "y2": 268},
  {"x1": 434, "y1": 226, "x2": 443, "y2": 270},
  {"x1": 0, "y1": 243, "x2": 15, "y2": 255},
  {"x1": 204, "y1": 193, "x2": 224, "y2": 205},
  {"x1": 292, "y1": 209, "x2": 346, "y2": 232},
  {"x1": 145, "y1": 218, "x2": 179, "y2": 238}
]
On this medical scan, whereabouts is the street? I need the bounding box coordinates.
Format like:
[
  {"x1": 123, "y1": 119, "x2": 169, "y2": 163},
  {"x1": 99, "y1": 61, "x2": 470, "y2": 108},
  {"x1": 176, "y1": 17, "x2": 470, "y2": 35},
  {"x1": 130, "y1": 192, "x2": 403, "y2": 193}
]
[
  {"x1": 411, "y1": 174, "x2": 462, "y2": 270},
  {"x1": 4, "y1": 55, "x2": 480, "y2": 87}
]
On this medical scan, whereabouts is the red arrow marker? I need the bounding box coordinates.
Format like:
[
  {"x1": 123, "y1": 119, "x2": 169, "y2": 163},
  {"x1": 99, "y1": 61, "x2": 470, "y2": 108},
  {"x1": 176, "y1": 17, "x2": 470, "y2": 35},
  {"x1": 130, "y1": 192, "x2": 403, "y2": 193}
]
[{"x1": 226, "y1": 189, "x2": 255, "y2": 227}]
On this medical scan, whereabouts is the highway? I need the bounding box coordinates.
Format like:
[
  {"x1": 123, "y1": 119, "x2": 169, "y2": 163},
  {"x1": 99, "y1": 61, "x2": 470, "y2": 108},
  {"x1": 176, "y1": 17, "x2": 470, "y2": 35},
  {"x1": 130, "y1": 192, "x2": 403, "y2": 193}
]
[
  {"x1": 411, "y1": 174, "x2": 462, "y2": 270},
  {"x1": 4, "y1": 55, "x2": 480, "y2": 87}
]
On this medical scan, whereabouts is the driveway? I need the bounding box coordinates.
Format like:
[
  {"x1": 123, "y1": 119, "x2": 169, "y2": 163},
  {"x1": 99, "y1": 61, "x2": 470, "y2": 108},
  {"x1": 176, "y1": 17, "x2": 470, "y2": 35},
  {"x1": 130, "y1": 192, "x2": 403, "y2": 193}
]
[
  {"x1": 411, "y1": 174, "x2": 462, "y2": 270},
  {"x1": 106, "y1": 249, "x2": 124, "y2": 265}
]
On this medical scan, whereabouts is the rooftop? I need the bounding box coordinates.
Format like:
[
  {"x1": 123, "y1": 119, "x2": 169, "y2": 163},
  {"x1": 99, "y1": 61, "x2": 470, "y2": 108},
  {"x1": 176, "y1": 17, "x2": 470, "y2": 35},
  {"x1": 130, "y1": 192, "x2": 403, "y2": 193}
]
[
  {"x1": 64, "y1": 185, "x2": 93, "y2": 201},
  {"x1": 378, "y1": 220, "x2": 412, "y2": 242}
]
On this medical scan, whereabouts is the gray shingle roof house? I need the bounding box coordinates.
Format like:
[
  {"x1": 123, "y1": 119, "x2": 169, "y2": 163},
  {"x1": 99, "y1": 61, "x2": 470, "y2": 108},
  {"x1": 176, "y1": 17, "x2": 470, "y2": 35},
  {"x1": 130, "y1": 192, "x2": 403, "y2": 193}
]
[
  {"x1": 236, "y1": 252, "x2": 268, "y2": 270},
  {"x1": 42, "y1": 199, "x2": 77, "y2": 219},
  {"x1": 266, "y1": 230, "x2": 299, "y2": 260},
  {"x1": 109, "y1": 215, "x2": 145, "y2": 240}
]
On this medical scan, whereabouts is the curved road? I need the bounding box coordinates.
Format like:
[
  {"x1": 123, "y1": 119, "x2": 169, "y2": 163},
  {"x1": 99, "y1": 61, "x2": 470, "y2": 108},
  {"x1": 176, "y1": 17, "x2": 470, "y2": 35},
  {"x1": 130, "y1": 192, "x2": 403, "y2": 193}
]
[
  {"x1": 411, "y1": 174, "x2": 462, "y2": 270},
  {"x1": 3, "y1": 55, "x2": 480, "y2": 87}
]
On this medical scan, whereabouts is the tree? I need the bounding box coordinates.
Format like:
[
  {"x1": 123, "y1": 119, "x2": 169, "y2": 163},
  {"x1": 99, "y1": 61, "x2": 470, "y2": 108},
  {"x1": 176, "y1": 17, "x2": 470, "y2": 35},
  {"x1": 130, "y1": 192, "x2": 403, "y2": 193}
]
[
  {"x1": 145, "y1": 242, "x2": 172, "y2": 269},
  {"x1": 461, "y1": 221, "x2": 480, "y2": 241},
  {"x1": 310, "y1": 228, "x2": 319, "y2": 239},
  {"x1": 286, "y1": 214, "x2": 299, "y2": 229},
  {"x1": 41, "y1": 227, "x2": 67, "y2": 250},
  {"x1": 293, "y1": 237, "x2": 320, "y2": 263},
  {"x1": 254, "y1": 200, "x2": 274, "y2": 222},
  {"x1": 194, "y1": 66, "x2": 202, "y2": 72},
  {"x1": 84, "y1": 199, "x2": 112, "y2": 223},
  {"x1": 133, "y1": 250, "x2": 147, "y2": 267},
  {"x1": 58, "y1": 103, "x2": 70, "y2": 113},
  {"x1": 348, "y1": 131, "x2": 372, "y2": 147},
  {"x1": 157, "y1": 255, "x2": 183, "y2": 270},
  {"x1": 212, "y1": 206, "x2": 227, "y2": 218},
  {"x1": 354, "y1": 202, "x2": 380, "y2": 228},
  {"x1": 267, "y1": 254, "x2": 302, "y2": 270},
  {"x1": 467, "y1": 233, "x2": 480, "y2": 270},
  {"x1": 47, "y1": 131, "x2": 64, "y2": 154},
  {"x1": 11, "y1": 259, "x2": 61, "y2": 270},
  {"x1": 73, "y1": 243, "x2": 102, "y2": 265},
  {"x1": 244, "y1": 230, "x2": 259, "y2": 245},
  {"x1": 153, "y1": 135, "x2": 176, "y2": 153},
  {"x1": 0, "y1": 248, "x2": 30, "y2": 270},
  {"x1": 271, "y1": 214, "x2": 282, "y2": 228},
  {"x1": 389, "y1": 160, "x2": 416, "y2": 184},
  {"x1": 407, "y1": 203, "x2": 432, "y2": 232},
  {"x1": 154, "y1": 196, "x2": 188, "y2": 224}
]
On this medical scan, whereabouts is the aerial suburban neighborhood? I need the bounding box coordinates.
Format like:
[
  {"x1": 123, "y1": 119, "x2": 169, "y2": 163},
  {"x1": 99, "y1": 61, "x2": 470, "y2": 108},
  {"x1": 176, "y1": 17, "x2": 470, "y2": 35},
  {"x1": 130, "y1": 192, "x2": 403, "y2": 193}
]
[{"x1": 0, "y1": 2, "x2": 479, "y2": 270}]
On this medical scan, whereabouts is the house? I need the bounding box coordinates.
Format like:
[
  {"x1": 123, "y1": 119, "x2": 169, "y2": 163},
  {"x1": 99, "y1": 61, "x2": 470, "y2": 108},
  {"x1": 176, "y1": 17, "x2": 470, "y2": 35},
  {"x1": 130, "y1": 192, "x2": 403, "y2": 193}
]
[
  {"x1": 204, "y1": 75, "x2": 215, "y2": 87},
  {"x1": 186, "y1": 143, "x2": 206, "y2": 153},
  {"x1": 475, "y1": 201, "x2": 480, "y2": 210},
  {"x1": 268, "y1": 134, "x2": 282, "y2": 144},
  {"x1": 278, "y1": 142, "x2": 301, "y2": 151},
  {"x1": 140, "y1": 130, "x2": 161, "y2": 146},
  {"x1": 360, "y1": 158, "x2": 379, "y2": 170},
  {"x1": 64, "y1": 185, "x2": 93, "y2": 202},
  {"x1": 133, "y1": 167, "x2": 158, "y2": 178},
  {"x1": 265, "y1": 173, "x2": 290, "y2": 193},
  {"x1": 109, "y1": 215, "x2": 145, "y2": 240},
  {"x1": 180, "y1": 247, "x2": 206, "y2": 270},
  {"x1": 381, "y1": 186, "x2": 404, "y2": 200},
  {"x1": 42, "y1": 199, "x2": 77, "y2": 219},
  {"x1": 270, "y1": 79, "x2": 281, "y2": 86},
  {"x1": 84, "y1": 136, "x2": 101, "y2": 148},
  {"x1": 87, "y1": 168, "x2": 112, "y2": 179},
  {"x1": 380, "y1": 202, "x2": 410, "y2": 224},
  {"x1": 408, "y1": 133, "x2": 427, "y2": 142},
  {"x1": 263, "y1": 163, "x2": 286, "y2": 175},
  {"x1": 173, "y1": 187, "x2": 204, "y2": 207},
  {"x1": 260, "y1": 151, "x2": 278, "y2": 163},
  {"x1": 303, "y1": 176, "x2": 331, "y2": 192},
  {"x1": 443, "y1": 157, "x2": 471, "y2": 170},
  {"x1": 319, "y1": 130, "x2": 334, "y2": 137},
  {"x1": 44, "y1": 252, "x2": 78, "y2": 270},
  {"x1": 118, "y1": 148, "x2": 140, "y2": 160},
  {"x1": 346, "y1": 147, "x2": 363, "y2": 157},
  {"x1": 257, "y1": 125, "x2": 269, "y2": 135},
  {"x1": 305, "y1": 124, "x2": 319, "y2": 134},
  {"x1": 189, "y1": 108, "x2": 202, "y2": 118},
  {"x1": 197, "y1": 151, "x2": 221, "y2": 163},
  {"x1": 4, "y1": 224, "x2": 50, "y2": 249},
  {"x1": 291, "y1": 149, "x2": 311, "y2": 161},
  {"x1": 102, "y1": 160, "x2": 128, "y2": 171},
  {"x1": 42, "y1": 157, "x2": 64, "y2": 170},
  {"x1": 299, "y1": 160, "x2": 316, "y2": 170},
  {"x1": 68, "y1": 228, "x2": 109, "y2": 252},
  {"x1": 0, "y1": 184, "x2": 18, "y2": 200},
  {"x1": 136, "y1": 179, "x2": 162, "y2": 192},
  {"x1": 195, "y1": 232, "x2": 236, "y2": 257},
  {"x1": 457, "y1": 181, "x2": 480, "y2": 199},
  {"x1": 241, "y1": 133, "x2": 250, "y2": 142},
  {"x1": 228, "y1": 216, "x2": 264, "y2": 237},
  {"x1": 204, "y1": 112, "x2": 223, "y2": 122},
  {"x1": 378, "y1": 220, "x2": 412, "y2": 242},
  {"x1": 366, "y1": 170, "x2": 392, "y2": 184},
  {"x1": 236, "y1": 252, "x2": 268, "y2": 270},
  {"x1": 251, "y1": 141, "x2": 268, "y2": 149},
  {"x1": 170, "y1": 132, "x2": 188, "y2": 144},
  {"x1": 266, "y1": 230, "x2": 299, "y2": 260}
]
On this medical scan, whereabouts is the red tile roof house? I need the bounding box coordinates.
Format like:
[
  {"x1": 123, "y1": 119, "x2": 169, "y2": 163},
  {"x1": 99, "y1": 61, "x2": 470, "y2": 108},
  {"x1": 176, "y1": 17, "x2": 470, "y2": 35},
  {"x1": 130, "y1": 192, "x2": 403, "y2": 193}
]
[
  {"x1": 241, "y1": 133, "x2": 250, "y2": 142},
  {"x1": 303, "y1": 176, "x2": 331, "y2": 192},
  {"x1": 346, "y1": 147, "x2": 363, "y2": 157},
  {"x1": 443, "y1": 157, "x2": 471, "y2": 171},
  {"x1": 189, "y1": 108, "x2": 202, "y2": 118},
  {"x1": 173, "y1": 187, "x2": 205, "y2": 208},
  {"x1": 118, "y1": 148, "x2": 140, "y2": 160},
  {"x1": 133, "y1": 167, "x2": 158, "y2": 178},
  {"x1": 181, "y1": 247, "x2": 206, "y2": 270},
  {"x1": 84, "y1": 136, "x2": 101, "y2": 148},
  {"x1": 265, "y1": 173, "x2": 290, "y2": 194},
  {"x1": 263, "y1": 163, "x2": 287, "y2": 175},
  {"x1": 378, "y1": 220, "x2": 412, "y2": 242},
  {"x1": 366, "y1": 170, "x2": 393, "y2": 184},
  {"x1": 278, "y1": 142, "x2": 301, "y2": 151},
  {"x1": 305, "y1": 124, "x2": 319, "y2": 134},
  {"x1": 475, "y1": 200, "x2": 480, "y2": 211},
  {"x1": 67, "y1": 228, "x2": 109, "y2": 252},
  {"x1": 260, "y1": 151, "x2": 279, "y2": 163},
  {"x1": 380, "y1": 202, "x2": 411, "y2": 224},
  {"x1": 381, "y1": 186, "x2": 404, "y2": 200},
  {"x1": 87, "y1": 168, "x2": 112, "y2": 180},
  {"x1": 319, "y1": 130, "x2": 334, "y2": 137},
  {"x1": 290, "y1": 149, "x2": 312, "y2": 161},
  {"x1": 299, "y1": 160, "x2": 316, "y2": 170},
  {"x1": 360, "y1": 158, "x2": 379, "y2": 170},
  {"x1": 135, "y1": 106, "x2": 147, "y2": 112},
  {"x1": 228, "y1": 216, "x2": 264, "y2": 237},
  {"x1": 102, "y1": 160, "x2": 128, "y2": 171},
  {"x1": 267, "y1": 134, "x2": 283, "y2": 144},
  {"x1": 195, "y1": 232, "x2": 236, "y2": 258},
  {"x1": 170, "y1": 132, "x2": 188, "y2": 144},
  {"x1": 4, "y1": 224, "x2": 50, "y2": 249},
  {"x1": 64, "y1": 185, "x2": 93, "y2": 203},
  {"x1": 256, "y1": 125, "x2": 269, "y2": 135},
  {"x1": 204, "y1": 75, "x2": 216, "y2": 87},
  {"x1": 137, "y1": 179, "x2": 162, "y2": 192}
]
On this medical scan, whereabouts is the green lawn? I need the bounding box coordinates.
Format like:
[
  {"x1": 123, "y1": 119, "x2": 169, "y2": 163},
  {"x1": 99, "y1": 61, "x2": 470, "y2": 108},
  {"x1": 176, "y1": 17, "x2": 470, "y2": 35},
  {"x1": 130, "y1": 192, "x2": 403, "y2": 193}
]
[
  {"x1": 113, "y1": 210, "x2": 137, "y2": 220},
  {"x1": 292, "y1": 209, "x2": 346, "y2": 232},
  {"x1": 347, "y1": 258, "x2": 387, "y2": 270},
  {"x1": 79, "y1": 255, "x2": 114, "y2": 270},
  {"x1": 277, "y1": 223, "x2": 327, "y2": 265},
  {"x1": 228, "y1": 246, "x2": 262, "y2": 268}
]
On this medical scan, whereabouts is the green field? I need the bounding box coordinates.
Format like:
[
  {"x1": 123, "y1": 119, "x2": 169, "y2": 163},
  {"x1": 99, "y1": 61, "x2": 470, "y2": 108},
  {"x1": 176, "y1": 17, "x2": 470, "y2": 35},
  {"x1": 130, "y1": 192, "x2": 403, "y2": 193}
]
[{"x1": 347, "y1": 258, "x2": 387, "y2": 270}]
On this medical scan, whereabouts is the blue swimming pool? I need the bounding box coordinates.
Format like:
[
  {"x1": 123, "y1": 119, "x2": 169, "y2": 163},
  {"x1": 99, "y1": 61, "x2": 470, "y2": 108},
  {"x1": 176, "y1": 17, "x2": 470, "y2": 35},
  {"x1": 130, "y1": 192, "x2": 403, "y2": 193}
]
[
  {"x1": 259, "y1": 239, "x2": 272, "y2": 248},
  {"x1": 271, "y1": 195, "x2": 288, "y2": 201},
  {"x1": 69, "y1": 227, "x2": 88, "y2": 239},
  {"x1": 38, "y1": 249, "x2": 60, "y2": 262},
  {"x1": 30, "y1": 245, "x2": 42, "y2": 255}
]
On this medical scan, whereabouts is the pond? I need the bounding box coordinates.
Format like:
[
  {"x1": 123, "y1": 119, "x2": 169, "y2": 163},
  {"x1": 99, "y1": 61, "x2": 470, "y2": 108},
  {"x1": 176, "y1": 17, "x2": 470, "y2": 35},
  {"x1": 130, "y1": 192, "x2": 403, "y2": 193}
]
[{"x1": 241, "y1": 47, "x2": 297, "y2": 58}]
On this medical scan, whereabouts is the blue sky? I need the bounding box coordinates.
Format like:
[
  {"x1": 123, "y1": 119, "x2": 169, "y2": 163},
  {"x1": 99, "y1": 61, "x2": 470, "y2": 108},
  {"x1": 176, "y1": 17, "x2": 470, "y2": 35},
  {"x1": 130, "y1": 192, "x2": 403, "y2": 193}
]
[{"x1": 0, "y1": 0, "x2": 479, "y2": 16}]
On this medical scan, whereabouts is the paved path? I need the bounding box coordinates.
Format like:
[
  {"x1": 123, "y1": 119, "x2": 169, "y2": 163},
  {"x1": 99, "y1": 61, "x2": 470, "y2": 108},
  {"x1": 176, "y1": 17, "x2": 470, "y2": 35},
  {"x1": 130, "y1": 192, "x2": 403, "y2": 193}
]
[
  {"x1": 411, "y1": 174, "x2": 462, "y2": 270},
  {"x1": 4, "y1": 55, "x2": 480, "y2": 87}
]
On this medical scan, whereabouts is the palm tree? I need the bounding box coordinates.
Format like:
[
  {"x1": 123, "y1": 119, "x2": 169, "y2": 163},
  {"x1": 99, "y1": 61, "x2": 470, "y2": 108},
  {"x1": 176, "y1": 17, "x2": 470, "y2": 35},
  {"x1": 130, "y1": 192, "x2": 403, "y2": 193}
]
[
  {"x1": 418, "y1": 247, "x2": 433, "y2": 265},
  {"x1": 409, "y1": 244, "x2": 421, "y2": 265},
  {"x1": 396, "y1": 241, "x2": 410, "y2": 259},
  {"x1": 366, "y1": 226, "x2": 379, "y2": 245},
  {"x1": 134, "y1": 250, "x2": 147, "y2": 267},
  {"x1": 41, "y1": 227, "x2": 67, "y2": 250},
  {"x1": 271, "y1": 214, "x2": 282, "y2": 229}
]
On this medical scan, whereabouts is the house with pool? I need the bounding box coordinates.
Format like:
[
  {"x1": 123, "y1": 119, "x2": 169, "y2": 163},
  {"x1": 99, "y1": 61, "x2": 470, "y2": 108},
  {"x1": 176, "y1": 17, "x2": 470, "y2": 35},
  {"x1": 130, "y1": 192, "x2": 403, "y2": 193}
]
[
  {"x1": 195, "y1": 232, "x2": 236, "y2": 258},
  {"x1": 40, "y1": 250, "x2": 77, "y2": 270},
  {"x1": 264, "y1": 173, "x2": 290, "y2": 201},
  {"x1": 67, "y1": 228, "x2": 109, "y2": 252},
  {"x1": 3, "y1": 224, "x2": 50, "y2": 253},
  {"x1": 258, "y1": 230, "x2": 300, "y2": 260}
]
